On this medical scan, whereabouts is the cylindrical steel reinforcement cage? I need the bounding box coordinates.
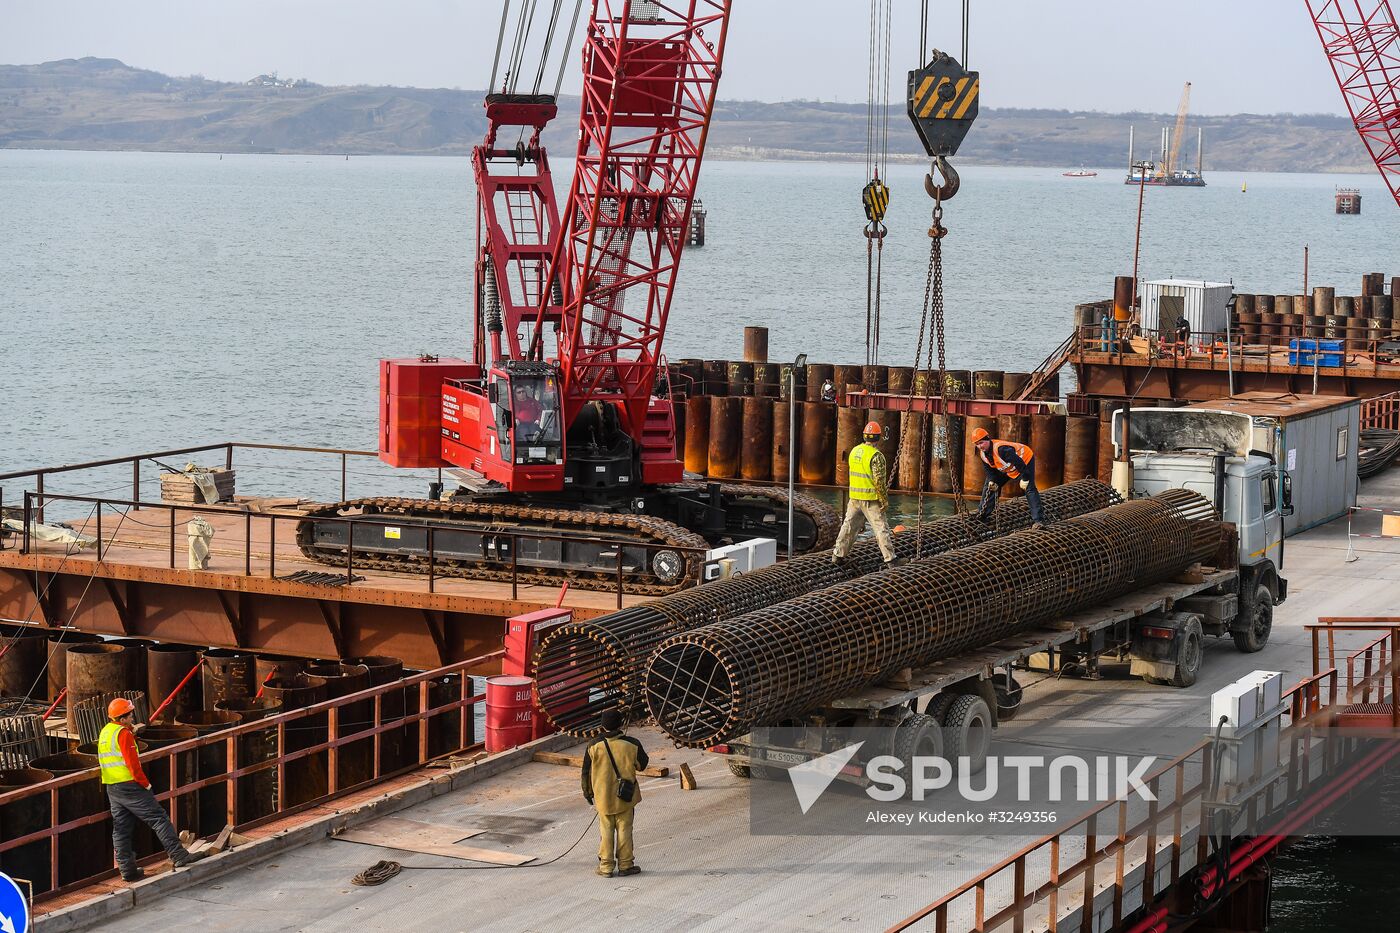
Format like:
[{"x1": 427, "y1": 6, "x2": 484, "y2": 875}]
[
  {"x1": 643, "y1": 489, "x2": 1221, "y2": 748},
  {"x1": 533, "y1": 480, "x2": 1123, "y2": 737}
]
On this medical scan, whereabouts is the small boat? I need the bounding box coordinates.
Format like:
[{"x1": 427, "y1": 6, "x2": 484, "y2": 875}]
[{"x1": 1063, "y1": 166, "x2": 1098, "y2": 177}]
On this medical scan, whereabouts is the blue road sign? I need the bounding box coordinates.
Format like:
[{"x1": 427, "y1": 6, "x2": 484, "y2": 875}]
[{"x1": 0, "y1": 871, "x2": 30, "y2": 933}]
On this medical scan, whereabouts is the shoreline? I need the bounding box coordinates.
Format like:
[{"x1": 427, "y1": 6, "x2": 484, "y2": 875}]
[{"x1": 0, "y1": 143, "x2": 1382, "y2": 176}]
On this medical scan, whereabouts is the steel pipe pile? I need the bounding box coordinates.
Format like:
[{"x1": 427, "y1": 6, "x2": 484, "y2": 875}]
[
  {"x1": 534, "y1": 480, "x2": 1122, "y2": 737},
  {"x1": 644, "y1": 490, "x2": 1221, "y2": 748}
]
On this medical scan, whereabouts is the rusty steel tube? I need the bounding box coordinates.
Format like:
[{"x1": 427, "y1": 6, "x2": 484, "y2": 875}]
[
  {"x1": 834, "y1": 406, "x2": 865, "y2": 487},
  {"x1": 887, "y1": 366, "x2": 914, "y2": 396},
  {"x1": 645, "y1": 490, "x2": 1222, "y2": 747},
  {"x1": 797, "y1": 402, "x2": 835, "y2": 485},
  {"x1": 1031, "y1": 413, "x2": 1066, "y2": 488},
  {"x1": 707, "y1": 396, "x2": 743, "y2": 478},
  {"x1": 896, "y1": 411, "x2": 927, "y2": 492},
  {"x1": 754, "y1": 362, "x2": 781, "y2": 399},
  {"x1": 926, "y1": 413, "x2": 963, "y2": 494},
  {"x1": 1063, "y1": 415, "x2": 1098, "y2": 483},
  {"x1": 742, "y1": 325, "x2": 768, "y2": 363},
  {"x1": 833, "y1": 365, "x2": 863, "y2": 406},
  {"x1": 702, "y1": 359, "x2": 728, "y2": 396},
  {"x1": 45, "y1": 630, "x2": 101, "y2": 701},
  {"x1": 726, "y1": 360, "x2": 754, "y2": 398},
  {"x1": 684, "y1": 396, "x2": 711, "y2": 475},
  {"x1": 803, "y1": 363, "x2": 833, "y2": 402},
  {"x1": 772, "y1": 401, "x2": 794, "y2": 483},
  {"x1": 740, "y1": 397, "x2": 774, "y2": 481},
  {"x1": 962, "y1": 415, "x2": 996, "y2": 493},
  {"x1": 147, "y1": 644, "x2": 204, "y2": 724},
  {"x1": 534, "y1": 480, "x2": 1121, "y2": 737},
  {"x1": 996, "y1": 414, "x2": 1031, "y2": 499}
]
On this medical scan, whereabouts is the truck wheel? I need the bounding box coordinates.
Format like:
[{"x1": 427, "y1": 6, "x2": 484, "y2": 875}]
[
  {"x1": 992, "y1": 672, "x2": 1023, "y2": 720},
  {"x1": 1233, "y1": 585, "x2": 1273, "y2": 653},
  {"x1": 943, "y1": 695, "x2": 992, "y2": 774},
  {"x1": 926, "y1": 692, "x2": 958, "y2": 724},
  {"x1": 1170, "y1": 622, "x2": 1204, "y2": 688},
  {"x1": 726, "y1": 758, "x2": 777, "y2": 780},
  {"x1": 894, "y1": 712, "x2": 944, "y2": 764}
]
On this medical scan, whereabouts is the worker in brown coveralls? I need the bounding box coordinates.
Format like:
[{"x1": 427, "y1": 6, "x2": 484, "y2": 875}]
[{"x1": 582, "y1": 709, "x2": 648, "y2": 877}]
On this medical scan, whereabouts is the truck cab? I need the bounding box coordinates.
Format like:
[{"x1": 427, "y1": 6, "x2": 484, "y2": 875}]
[
  {"x1": 1130, "y1": 450, "x2": 1287, "y2": 599},
  {"x1": 1111, "y1": 408, "x2": 1291, "y2": 659}
]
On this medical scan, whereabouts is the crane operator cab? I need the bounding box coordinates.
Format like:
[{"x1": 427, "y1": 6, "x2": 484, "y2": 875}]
[{"x1": 489, "y1": 362, "x2": 562, "y2": 465}]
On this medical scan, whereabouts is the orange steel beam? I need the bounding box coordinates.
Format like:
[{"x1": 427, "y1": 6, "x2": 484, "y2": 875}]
[{"x1": 0, "y1": 553, "x2": 605, "y2": 669}]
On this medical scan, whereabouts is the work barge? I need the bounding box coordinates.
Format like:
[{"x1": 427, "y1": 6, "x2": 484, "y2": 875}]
[{"x1": 2, "y1": 273, "x2": 1400, "y2": 930}]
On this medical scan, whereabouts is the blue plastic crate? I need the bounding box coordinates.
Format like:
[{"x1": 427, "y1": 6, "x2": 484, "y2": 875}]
[{"x1": 1288, "y1": 338, "x2": 1343, "y2": 368}]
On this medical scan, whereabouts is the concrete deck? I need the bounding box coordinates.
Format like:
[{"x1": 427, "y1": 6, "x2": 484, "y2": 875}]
[{"x1": 68, "y1": 470, "x2": 1400, "y2": 933}]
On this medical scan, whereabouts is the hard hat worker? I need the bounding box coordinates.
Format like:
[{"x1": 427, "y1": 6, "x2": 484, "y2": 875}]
[
  {"x1": 99, "y1": 697, "x2": 209, "y2": 881},
  {"x1": 970, "y1": 427, "x2": 1045, "y2": 528},
  {"x1": 832, "y1": 421, "x2": 903, "y2": 568},
  {"x1": 581, "y1": 709, "x2": 648, "y2": 878}
]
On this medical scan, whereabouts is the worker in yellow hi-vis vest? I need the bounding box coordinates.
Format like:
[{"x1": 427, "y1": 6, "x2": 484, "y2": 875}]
[
  {"x1": 832, "y1": 421, "x2": 903, "y2": 568},
  {"x1": 99, "y1": 697, "x2": 208, "y2": 882}
]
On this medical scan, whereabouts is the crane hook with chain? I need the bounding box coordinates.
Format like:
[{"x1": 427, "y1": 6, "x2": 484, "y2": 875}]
[{"x1": 906, "y1": 5, "x2": 979, "y2": 528}]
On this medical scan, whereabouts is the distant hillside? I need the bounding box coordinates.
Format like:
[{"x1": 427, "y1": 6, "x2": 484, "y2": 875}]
[{"x1": 0, "y1": 57, "x2": 1376, "y2": 174}]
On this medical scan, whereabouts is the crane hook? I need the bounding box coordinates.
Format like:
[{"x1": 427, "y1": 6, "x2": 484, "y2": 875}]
[{"x1": 924, "y1": 155, "x2": 959, "y2": 201}]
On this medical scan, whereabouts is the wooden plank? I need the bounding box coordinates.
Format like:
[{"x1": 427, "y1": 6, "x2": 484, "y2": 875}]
[{"x1": 532, "y1": 749, "x2": 669, "y2": 778}]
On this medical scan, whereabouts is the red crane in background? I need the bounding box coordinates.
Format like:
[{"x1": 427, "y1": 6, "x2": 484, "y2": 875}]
[
  {"x1": 302, "y1": 1, "x2": 836, "y2": 593},
  {"x1": 1307, "y1": 0, "x2": 1400, "y2": 208}
]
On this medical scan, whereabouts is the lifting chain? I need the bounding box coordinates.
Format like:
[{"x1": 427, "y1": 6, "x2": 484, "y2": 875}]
[{"x1": 910, "y1": 176, "x2": 965, "y2": 552}]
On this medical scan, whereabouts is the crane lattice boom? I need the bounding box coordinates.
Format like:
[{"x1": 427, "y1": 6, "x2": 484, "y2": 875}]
[
  {"x1": 544, "y1": 0, "x2": 732, "y2": 440},
  {"x1": 1307, "y1": 0, "x2": 1400, "y2": 208}
]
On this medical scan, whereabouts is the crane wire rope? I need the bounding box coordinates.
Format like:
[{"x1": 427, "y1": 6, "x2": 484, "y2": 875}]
[
  {"x1": 908, "y1": 1, "x2": 973, "y2": 539},
  {"x1": 863, "y1": 0, "x2": 894, "y2": 367}
]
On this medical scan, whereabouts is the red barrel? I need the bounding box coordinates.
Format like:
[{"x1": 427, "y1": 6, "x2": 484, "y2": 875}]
[{"x1": 485, "y1": 675, "x2": 535, "y2": 753}]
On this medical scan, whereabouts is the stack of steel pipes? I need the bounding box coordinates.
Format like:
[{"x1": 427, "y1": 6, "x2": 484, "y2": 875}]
[
  {"x1": 644, "y1": 489, "x2": 1220, "y2": 748},
  {"x1": 533, "y1": 480, "x2": 1122, "y2": 736}
]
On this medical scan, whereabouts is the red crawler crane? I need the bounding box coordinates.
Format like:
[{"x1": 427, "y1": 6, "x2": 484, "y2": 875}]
[
  {"x1": 301, "y1": 1, "x2": 836, "y2": 593},
  {"x1": 1307, "y1": 0, "x2": 1400, "y2": 209}
]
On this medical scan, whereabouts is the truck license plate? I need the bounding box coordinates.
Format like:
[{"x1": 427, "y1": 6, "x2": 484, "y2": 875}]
[{"x1": 765, "y1": 750, "x2": 805, "y2": 764}]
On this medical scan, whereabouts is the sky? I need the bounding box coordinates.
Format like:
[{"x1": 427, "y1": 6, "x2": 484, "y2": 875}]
[{"x1": 0, "y1": 1, "x2": 1349, "y2": 115}]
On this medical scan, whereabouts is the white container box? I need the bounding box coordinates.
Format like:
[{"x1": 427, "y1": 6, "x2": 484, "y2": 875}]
[{"x1": 1140, "y1": 279, "x2": 1234, "y2": 339}]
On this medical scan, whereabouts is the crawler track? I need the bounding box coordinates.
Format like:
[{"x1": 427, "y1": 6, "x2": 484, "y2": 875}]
[{"x1": 294, "y1": 483, "x2": 838, "y2": 595}]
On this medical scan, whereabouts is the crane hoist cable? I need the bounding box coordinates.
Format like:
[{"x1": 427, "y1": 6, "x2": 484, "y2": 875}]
[
  {"x1": 862, "y1": 0, "x2": 894, "y2": 367},
  {"x1": 906, "y1": 1, "x2": 978, "y2": 534}
]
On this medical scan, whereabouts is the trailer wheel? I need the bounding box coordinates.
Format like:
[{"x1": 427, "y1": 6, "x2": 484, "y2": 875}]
[
  {"x1": 727, "y1": 759, "x2": 752, "y2": 779},
  {"x1": 1170, "y1": 620, "x2": 1204, "y2": 688},
  {"x1": 943, "y1": 695, "x2": 992, "y2": 774},
  {"x1": 1232, "y1": 585, "x2": 1273, "y2": 653}
]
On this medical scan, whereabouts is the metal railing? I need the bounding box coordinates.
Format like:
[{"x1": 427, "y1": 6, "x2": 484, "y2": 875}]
[
  {"x1": 886, "y1": 661, "x2": 1355, "y2": 932},
  {"x1": 1361, "y1": 391, "x2": 1400, "y2": 429},
  {"x1": 0, "y1": 441, "x2": 385, "y2": 525},
  {"x1": 0, "y1": 649, "x2": 504, "y2": 900},
  {"x1": 1072, "y1": 323, "x2": 1400, "y2": 377},
  {"x1": 16, "y1": 490, "x2": 712, "y2": 608},
  {"x1": 1310, "y1": 617, "x2": 1400, "y2": 726}
]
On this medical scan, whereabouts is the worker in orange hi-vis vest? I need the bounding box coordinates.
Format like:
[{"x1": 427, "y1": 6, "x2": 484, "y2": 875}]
[{"x1": 970, "y1": 427, "x2": 1045, "y2": 528}]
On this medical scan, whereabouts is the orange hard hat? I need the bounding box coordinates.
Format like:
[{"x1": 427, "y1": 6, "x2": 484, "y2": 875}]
[
  {"x1": 970, "y1": 427, "x2": 991, "y2": 445},
  {"x1": 863, "y1": 421, "x2": 882, "y2": 436},
  {"x1": 108, "y1": 697, "x2": 135, "y2": 719}
]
